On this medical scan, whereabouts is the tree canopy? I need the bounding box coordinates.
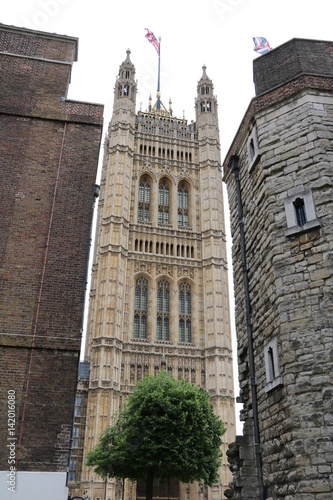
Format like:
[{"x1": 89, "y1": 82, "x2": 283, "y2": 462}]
[{"x1": 86, "y1": 371, "x2": 226, "y2": 499}]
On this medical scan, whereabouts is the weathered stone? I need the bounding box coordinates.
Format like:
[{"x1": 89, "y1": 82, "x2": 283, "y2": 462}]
[{"x1": 223, "y1": 37, "x2": 333, "y2": 499}]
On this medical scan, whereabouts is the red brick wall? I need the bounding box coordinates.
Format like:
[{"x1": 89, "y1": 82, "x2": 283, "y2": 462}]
[
  {"x1": 0, "y1": 25, "x2": 103, "y2": 472},
  {"x1": 0, "y1": 26, "x2": 77, "y2": 62}
]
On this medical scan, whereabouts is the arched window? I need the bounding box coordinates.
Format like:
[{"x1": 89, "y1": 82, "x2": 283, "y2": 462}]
[
  {"x1": 138, "y1": 177, "x2": 150, "y2": 222},
  {"x1": 123, "y1": 84, "x2": 130, "y2": 96},
  {"x1": 157, "y1": 280, "x2": 169, "y2": 341},
  {"x1": 158, "y1": 179, "x2": 170, "y2": 225},
  {"x1": 178, "y1": 182, "x2": 189, "y2": 227},
  {"x1": 134, "y1": 278, "x2": 148, "y2": 339},
  {"x1": 179, "y1": 282, "x2": 191, "y2": 343}
]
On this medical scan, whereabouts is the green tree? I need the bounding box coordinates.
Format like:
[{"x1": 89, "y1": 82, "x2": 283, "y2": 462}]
[{"x1": 86, "y1": 371, "x2": 226, "y2": 500}]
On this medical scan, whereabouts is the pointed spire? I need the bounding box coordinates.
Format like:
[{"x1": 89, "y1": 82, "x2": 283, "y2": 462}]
[
  {"x1": 196, "y1": 63, "x2": 217, "y2": 121},
  {"x1": 120, "y1": 49, "x2": 135, "y2": 71},
  {"x1": 198, "y1": 64, "x2": 212, "y2": 85},
  {"x1": 113, "y1": 50, "x2": 137, "y2": 111},
  {"x1": 169, "y1": 98, "x2": 173, "y2": 116},
  {"x1": 197, "y1": 63, "x2": 214, "y2": 97}
]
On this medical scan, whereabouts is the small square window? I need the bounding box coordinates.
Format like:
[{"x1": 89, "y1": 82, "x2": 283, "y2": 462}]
[
  {"x1": 284, "y1": 189, "x2": 321, "y2": 237},
  {"x1": 264, "y1": 337, "x2": 283, "y2": 393}
]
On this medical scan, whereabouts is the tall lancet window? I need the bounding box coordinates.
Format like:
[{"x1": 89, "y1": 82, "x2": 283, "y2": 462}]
[
  {"x1": 134, "y1": 278, "x2": 148, "y2": 339},
  {"x1": 179, "y1": 282, "x2": 191, "y2": 343},
  {"x1": 158, "y1": 180, "x2": 170, "y2": 225},
  {"x1": 178, "y1": 182, "x2": 189, "y2": 227},
  {"x1": 157, "y1": 280, "x2": 170, "y2": 341},
  {"x1": 138, "y1": 177, "x2": 150, "y2": 222}
]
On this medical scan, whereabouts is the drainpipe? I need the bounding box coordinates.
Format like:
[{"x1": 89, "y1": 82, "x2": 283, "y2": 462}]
[{"x1": 229, "y1": 155, "x2": 265, "y2": 500}]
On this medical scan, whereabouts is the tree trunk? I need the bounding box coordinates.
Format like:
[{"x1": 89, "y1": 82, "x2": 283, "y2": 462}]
[{"x1": 146, "y1": 469, "x2": 154, "y2": 500}]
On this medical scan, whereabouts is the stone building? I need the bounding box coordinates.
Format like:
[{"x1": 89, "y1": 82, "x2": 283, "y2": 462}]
[
  {"x1": 69, "y1": 362, "x2": 90, "y2": 487},
  {"x1": 223, "y1": 38, "x2": 333, "y2": 499},
  {"x1": 70, "y1": 51, "x2": 235, "y2": 499},
  {"x1": 0, "y1": 24, "x2": 103, "y2": 499}
]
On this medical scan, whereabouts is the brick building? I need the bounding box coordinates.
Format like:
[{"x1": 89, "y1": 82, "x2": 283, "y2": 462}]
[
  {"x1": 223, "y1": 38, "x2": 333, "y2": 499},
  {"x1": 0, "y1": 24, "x2": 103, "y2": 499}
]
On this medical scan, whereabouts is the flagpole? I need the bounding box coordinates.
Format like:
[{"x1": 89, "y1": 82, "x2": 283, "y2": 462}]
[{"x1": 157, "y1": 37, "x2": 161, "y2": 110}]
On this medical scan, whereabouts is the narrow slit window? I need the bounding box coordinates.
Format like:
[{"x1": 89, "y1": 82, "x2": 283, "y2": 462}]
[
  {"x1": 293, "y1": 197, "x2": 307, "y2": 227},
  {"x1": 249, "y1": 138, "x2": 255, "y2": 161},
  {"x1": 247, "y1": 126, "x2": 260, "y2": 171},
  {"x1": 268, "y1": 346, "x2": 276, "y2": 380},
  {"x1": 264, "y1": 337, "x2": 283, "y2": 392}
]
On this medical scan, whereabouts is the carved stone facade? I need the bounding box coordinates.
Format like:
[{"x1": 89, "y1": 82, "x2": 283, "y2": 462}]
[
  {"x1": 223, "y1": 38, "x2": 333, "y2": 499},
  {"x1": 69, "y1": 52, "x2": 235, "y2": 499}
]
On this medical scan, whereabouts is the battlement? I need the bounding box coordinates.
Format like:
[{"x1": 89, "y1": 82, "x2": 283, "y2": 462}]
[
  {"x1": 135, "y1": 111, "x2": 197, "y2": 140},
  {"x1": 253, "y1": 37, "x2": 333, "y2": 96}
]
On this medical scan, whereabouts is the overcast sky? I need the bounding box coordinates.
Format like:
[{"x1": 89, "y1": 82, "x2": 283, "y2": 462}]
[
  {"x1": 3, "y1": 0, "x2": 333, "y2": 434},
  {"x1": 3, "y1": 0, "x2": 333, "y2": 162}
]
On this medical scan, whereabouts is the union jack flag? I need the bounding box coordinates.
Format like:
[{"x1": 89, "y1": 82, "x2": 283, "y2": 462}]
[
  {"x1": 145, "y1": 28, "x2": 160, "y2": 54},
  {"x1": 253, "y1": 37, "x2": 272, "y2": 55}
]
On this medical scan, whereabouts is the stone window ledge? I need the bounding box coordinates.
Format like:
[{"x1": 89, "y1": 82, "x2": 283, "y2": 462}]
[
  {"x1": 264, "y1": 375, "x2": 283, "y2": 393},
  {"x1": 248, "y1": 152, "x2": 261, "y2": 172},
  {"x1": 285, "y1": 219, "x2": 321, "y2": 237}
]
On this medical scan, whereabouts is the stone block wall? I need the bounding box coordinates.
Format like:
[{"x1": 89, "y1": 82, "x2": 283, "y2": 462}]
[
  {"x1": 223, "y1": 38, "x2": 333, "y2": 499},
  {"x1": 0, "y1": 24, "x2": 103, "y2": 473}
]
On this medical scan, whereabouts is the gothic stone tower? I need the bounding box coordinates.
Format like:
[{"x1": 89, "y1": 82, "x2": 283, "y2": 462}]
[
  {"x1": 77, "y1": 51, "x2": 235, "y2": 500},
  {"x1": 223, "y1": 38, "x2": 333, "y2": 499}
]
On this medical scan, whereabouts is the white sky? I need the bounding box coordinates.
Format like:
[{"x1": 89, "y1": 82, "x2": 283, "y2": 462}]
[
  {"x1": 3, "y1": 0, "x2": 333, "y2": 161},
  {"x1": 3, "y1": 0, "x2": 333, "y2": 434}
]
